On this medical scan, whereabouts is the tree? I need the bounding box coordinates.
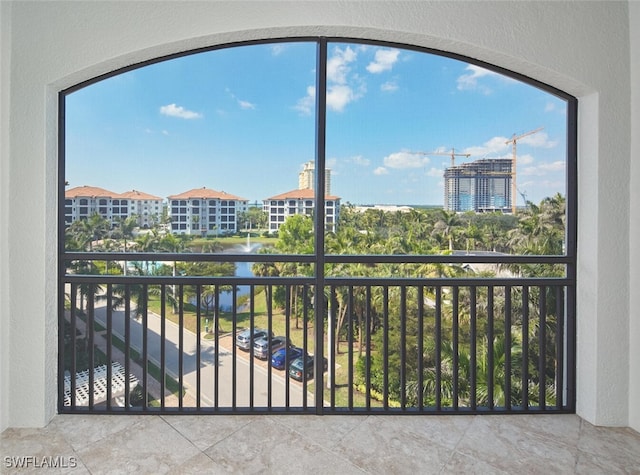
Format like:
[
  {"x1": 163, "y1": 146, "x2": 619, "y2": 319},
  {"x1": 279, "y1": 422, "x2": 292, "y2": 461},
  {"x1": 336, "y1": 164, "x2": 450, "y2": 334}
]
[{"x1": 432, "y1": 210, "x2": 460, "y2": 251}]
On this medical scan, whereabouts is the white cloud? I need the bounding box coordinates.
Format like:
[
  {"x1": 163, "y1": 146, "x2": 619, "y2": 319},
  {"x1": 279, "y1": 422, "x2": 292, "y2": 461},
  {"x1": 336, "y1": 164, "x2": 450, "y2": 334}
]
[
  {"x1": 161, "y1": 130, "x2": 169, "y2": 136},
  {"x1": 456, "y1": 65, "x2": 500, "y2": 94},
  {"x1": 516, "y1": 131, "x2": 557, "y2": 148},
  {"x1": 426, "y1": 167, "x2": 444, "y2": 177},
  {"x1": 238, "y1": 100, "x2": 256, "y2": 110},
  {"x1": 373, "y1": 166, "x2": 389, "y2": 175},
  {"x1": 366, "y1": 48, "x2": 400, "y2": 74},
  {"x1": 271, "y1": 44, "x2": 287, "y2": 56},
  {"x1": 463, "y1": 136, "x2": 510, "y2": 156},
  {"x1": 349, "y1": 155, "x2": 370, "y2": 166},
  {"x1": 518, "y1": 153, "x2": 535, "y2": 165},
  {"x1": 159, "y1": 103, "x2": 202, "y2": 119},
  {"x1": 327, "y1": 84, "x2": 364, "y2": 112},
  {"x1": 327, "y1": 46, "x2": 357, "y2": 84},
  {"x1": 465, "y1": 131, "x2": 556, "y2": 158},
  {"x1": 294, "y1": 86, "x2": 316, "y2": 115},
  {"x1": 383, "y1": 151, "x2": 429, "y2": 169},
  {"x1": 521, "y1": 160, "x2": 565, "y2": 176},
  {"x1": 381, "y1": 80, "x2": 398, "y2": 92},
  {"x1": 225, "y1": 88, "x2": 256, "y2": 110},
  {"x1": 544, "y1": 102, "x2": 556, "y2": 113}
]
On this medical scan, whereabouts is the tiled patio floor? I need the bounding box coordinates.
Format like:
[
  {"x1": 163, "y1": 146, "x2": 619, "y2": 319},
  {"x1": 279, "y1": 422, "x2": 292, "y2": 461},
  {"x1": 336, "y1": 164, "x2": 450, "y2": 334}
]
[{"x1": 2, "y1": 414, "x2": 640, "y2": 473}]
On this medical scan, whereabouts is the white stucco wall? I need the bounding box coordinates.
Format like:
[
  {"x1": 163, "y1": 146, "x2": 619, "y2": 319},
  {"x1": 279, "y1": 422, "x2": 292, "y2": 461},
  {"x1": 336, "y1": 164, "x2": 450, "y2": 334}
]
[
  {"x1": 0, "y1": 0, "x2": 12, "y2": 433},
  {"x1": 0, "y1": 1, "x2": 635, "y2": 430},
  {"x1": 629, "y1": 0, "x2": 640, "y2": 433}
]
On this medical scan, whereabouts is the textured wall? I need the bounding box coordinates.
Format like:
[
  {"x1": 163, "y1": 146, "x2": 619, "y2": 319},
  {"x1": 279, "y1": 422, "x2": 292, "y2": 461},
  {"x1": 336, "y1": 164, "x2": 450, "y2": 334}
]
[
  {"x1": 628, "y1": 0, "x2": 640, "y2": 432},
  {"x1": 0, "y1": 0, "x2": 634, "y2": 429}
]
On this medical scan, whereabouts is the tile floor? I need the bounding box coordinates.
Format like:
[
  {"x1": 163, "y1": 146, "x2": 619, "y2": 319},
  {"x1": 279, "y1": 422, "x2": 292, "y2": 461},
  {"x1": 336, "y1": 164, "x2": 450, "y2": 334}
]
[{"x1": 2, "y1": 414, "x2": 640, "y2": 473}]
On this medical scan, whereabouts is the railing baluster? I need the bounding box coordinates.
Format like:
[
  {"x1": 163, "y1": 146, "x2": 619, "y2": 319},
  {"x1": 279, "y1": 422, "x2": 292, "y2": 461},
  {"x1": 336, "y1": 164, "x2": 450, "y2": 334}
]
[
  {"x1": 106, "y1": 283, "x2": 113, "y2": 410},
  {"x1": 329, "y1": 286, "x2": 337, "y2": 409},
  {"x1": 302, "y1": 285, "x2": 308, "y2": 409},
  {"x1": 383, "y1": 286, "x2": 389, "y2": 411},
  {"x1": 285, "y1": 285, "x2": 291, "y2": 409},
  {"x1": 233, "y1": 285, "x2": 240, "y2": 410},
  {"x1": 539, "y1": 285, "x2": 547, "y2": 410},
  {"x1": 142, "y1": 284, "x2": 148, "y2": 410},
  {"x1": 70, "y1": 283, "x2": 77, "y2": 409},
  {"x1": 400, "y1": 286, "x2": 407, "y2": 410},
  {"x1": 555, "y1": 286, "x2": 564, "y2": 409},
  {"x1": 452, "y1": 286, "x2": 459, "y2": 410},
  {"x1": 417, "y1": 285, "x2": 424, "y2": 411},
  {"x1": 522, "y1": 285, "x2": 529, "y2": 410},
  {"x1": 249, "y1": 284, "x2": 257, "y2": 408},
  {"x1": 160, "y1": 284, "x2": 166, "y2": 410},
  {"x1": 124, "y1": 285, "x2": 131, "y2": 411},
  {"x1": 470, "y1": 285, "x2": 477, "y2": 411},
  {"x1": 214, "y1": 284, "x2": 220, "y2": 409},
  {"x1": 487, "y1": 285, "x2": 494, "y2": 410},
  {"x1": 178, "y1": 285, "x2": 184, "y2": 410},
  {"x1": 365, "y1": 286, "x2": 372, "y2": 411},
  {"x1": 435, "y1": 286, "x2": 442, "y2": 411},
  {"x1": 504, "y1": 285, "x2": 512, "y2": 411},
  {"x1": 231, "y1": 285, "x2": 237, "y2": 410},
  {"x1": 87, "y1": 285, "x2": 95, "y2": 410},
  {"x1": 196, "y1": 284, "x2": 202, "y2": 409},
  {"x1": 348, "y1": 286, "x2": 355, "y2": 411}
]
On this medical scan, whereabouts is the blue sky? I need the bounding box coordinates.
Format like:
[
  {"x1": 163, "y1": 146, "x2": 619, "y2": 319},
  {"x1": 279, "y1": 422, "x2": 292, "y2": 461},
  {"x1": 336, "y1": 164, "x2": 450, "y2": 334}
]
[{"x1": 65, "y1": 41, "x2": 568, "y2": 206}]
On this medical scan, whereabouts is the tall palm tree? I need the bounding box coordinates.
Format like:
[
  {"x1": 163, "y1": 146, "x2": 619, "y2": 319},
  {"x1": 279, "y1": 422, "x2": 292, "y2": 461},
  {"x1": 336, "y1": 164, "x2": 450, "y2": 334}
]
[{"x1": 432, "y1": 210, "x2": 460, "y2": 251}]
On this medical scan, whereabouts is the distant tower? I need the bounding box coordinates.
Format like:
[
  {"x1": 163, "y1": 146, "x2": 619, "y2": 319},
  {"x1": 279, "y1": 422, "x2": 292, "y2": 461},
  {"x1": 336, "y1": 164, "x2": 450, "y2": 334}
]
[
  {"x1": 444, "y1": 158, "x2": 512, "y2": 213},
  {"x1": 298, "y1": 160, "x2": 331, "y2": 195}
]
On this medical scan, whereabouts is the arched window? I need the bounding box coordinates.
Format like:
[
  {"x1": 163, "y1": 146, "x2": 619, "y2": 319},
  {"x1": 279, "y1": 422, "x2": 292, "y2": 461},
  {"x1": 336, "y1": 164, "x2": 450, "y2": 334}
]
[{"x1": 59, "y1": 39, "x2": 576, "y2": 414}]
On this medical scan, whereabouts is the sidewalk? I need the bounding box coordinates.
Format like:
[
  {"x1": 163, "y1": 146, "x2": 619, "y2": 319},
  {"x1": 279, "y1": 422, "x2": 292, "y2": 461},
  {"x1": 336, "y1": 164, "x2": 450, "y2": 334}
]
[{"x1": 66, "y1": 311, "x2": 196, "y2": 407}]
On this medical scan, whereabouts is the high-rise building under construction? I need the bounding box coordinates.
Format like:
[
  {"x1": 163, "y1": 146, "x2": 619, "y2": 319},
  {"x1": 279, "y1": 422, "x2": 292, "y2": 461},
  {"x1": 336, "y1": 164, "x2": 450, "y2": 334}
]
[{"x1": 444, "y1": 158, "x2": 512, "y2": 213}]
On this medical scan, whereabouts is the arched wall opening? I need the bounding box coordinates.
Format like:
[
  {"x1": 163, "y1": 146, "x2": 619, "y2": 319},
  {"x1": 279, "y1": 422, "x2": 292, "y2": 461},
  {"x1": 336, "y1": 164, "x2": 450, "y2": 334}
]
[{"x1": 58, "y1": 36, "x2": 577, "y2": 415}]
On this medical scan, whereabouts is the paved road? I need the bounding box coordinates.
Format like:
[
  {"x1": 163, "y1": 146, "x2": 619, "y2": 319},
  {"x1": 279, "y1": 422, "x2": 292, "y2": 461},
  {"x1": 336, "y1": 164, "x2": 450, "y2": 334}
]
[{"x1": 91, "y1": 302, "x2": 315, "y2": 409}]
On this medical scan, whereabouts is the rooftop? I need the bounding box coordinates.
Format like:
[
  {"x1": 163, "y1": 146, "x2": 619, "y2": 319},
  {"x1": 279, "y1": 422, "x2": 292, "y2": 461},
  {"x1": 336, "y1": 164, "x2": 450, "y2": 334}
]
[{"x1": 266, "y1": 188, "x2": 340, "y2": 201}]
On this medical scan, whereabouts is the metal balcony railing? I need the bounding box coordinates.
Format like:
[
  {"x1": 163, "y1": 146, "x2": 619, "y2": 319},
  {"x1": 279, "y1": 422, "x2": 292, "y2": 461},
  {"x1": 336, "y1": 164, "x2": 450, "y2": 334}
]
[{"x1": 59, "y1": 252, "x2": 575, "y2": 415}]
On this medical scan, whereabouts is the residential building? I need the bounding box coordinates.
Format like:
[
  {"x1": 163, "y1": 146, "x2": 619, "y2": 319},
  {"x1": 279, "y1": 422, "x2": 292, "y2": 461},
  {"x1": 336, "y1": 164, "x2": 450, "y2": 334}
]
[
  {"x1": 264, "y1": 188, "x2": 340, "y2": 233},
  {"x1": 119, "y1": 190, "x2": 164, "y2": 229},
  {"x1": 444, "y1": 158, "x2": 512, "y2": 213},
  {"x1": 65, "y1": 186, "x2": 163, "y2": 228},
  {"x1": 167, "y1": 187, "x2": 248, "y2": 236},
  {"x1": 298, "y1": 160, "x2": 331, "y2": 195}
]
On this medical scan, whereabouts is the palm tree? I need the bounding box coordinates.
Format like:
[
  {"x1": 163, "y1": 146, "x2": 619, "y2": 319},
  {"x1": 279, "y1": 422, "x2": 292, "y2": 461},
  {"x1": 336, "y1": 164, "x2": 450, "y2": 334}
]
[{"x1": 432, "y1": 210, "x2": 460, "y2": 251}]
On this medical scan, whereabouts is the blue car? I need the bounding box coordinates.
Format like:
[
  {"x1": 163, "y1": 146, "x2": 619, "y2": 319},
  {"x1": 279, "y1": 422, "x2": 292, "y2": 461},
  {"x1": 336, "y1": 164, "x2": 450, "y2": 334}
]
[{"x1": 270, "y1": 346, "x2": 305, "y2": 370}]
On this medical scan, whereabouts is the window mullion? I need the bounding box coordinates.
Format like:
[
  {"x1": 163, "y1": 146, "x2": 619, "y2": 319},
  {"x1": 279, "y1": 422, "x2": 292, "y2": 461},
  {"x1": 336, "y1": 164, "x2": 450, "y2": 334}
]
[{"x1": 314, "y1": 38, "x2": 328, "y2": 414}]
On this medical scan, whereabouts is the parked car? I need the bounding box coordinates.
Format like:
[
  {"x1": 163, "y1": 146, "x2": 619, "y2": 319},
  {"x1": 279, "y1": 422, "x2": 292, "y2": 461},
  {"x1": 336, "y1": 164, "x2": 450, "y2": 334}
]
[
  {"x1": 253, "y1": 335, "x2": 290, "y2": 359},
  {"x1": 270, "y1": 346, "x2": 305, "y2": 370},
  {"x1": 288, "y1": 354, "x2": 328, "y2": 381},
  {"x1": 235, "y1": 328, "x2": 272, "y2": 351}
]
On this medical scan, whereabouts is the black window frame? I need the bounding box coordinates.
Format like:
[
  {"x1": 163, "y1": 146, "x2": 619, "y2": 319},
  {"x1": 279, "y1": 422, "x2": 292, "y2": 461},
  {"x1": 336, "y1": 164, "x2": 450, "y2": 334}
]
[{"x1": 58, "y1": 36, "x2": 577, "y2": 414}]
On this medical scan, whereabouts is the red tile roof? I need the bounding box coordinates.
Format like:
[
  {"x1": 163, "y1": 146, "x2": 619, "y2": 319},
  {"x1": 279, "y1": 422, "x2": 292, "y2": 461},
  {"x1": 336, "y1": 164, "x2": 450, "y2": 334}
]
[
  {"x1": 65, "y1": 186, "x2": 162, "y2": 200},
  {"x1": 167, "y1": 187, "x2": 247, "y2": 201},
  {"x1": 119, "y1": 190, "x2": 163, "y2": 200},
  {"x1": 266, "y1": 188, "x2": 340, "y2": 201},
  {"x1": 65, "y1": 185, "x2": 118, "y2": 199}
]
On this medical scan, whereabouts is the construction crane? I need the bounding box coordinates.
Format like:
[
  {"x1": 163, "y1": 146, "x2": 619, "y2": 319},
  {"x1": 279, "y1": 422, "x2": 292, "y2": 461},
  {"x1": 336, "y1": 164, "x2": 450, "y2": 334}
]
[
  {"x1": 517, "y1": 187, "x2": 529, "y2": 209},
  {"x1": 413, "y1": 148, "x2": 470, "y2": 167},
  {"x1": 505, "y1": 127, "x2": 543, "y2": 214}
]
